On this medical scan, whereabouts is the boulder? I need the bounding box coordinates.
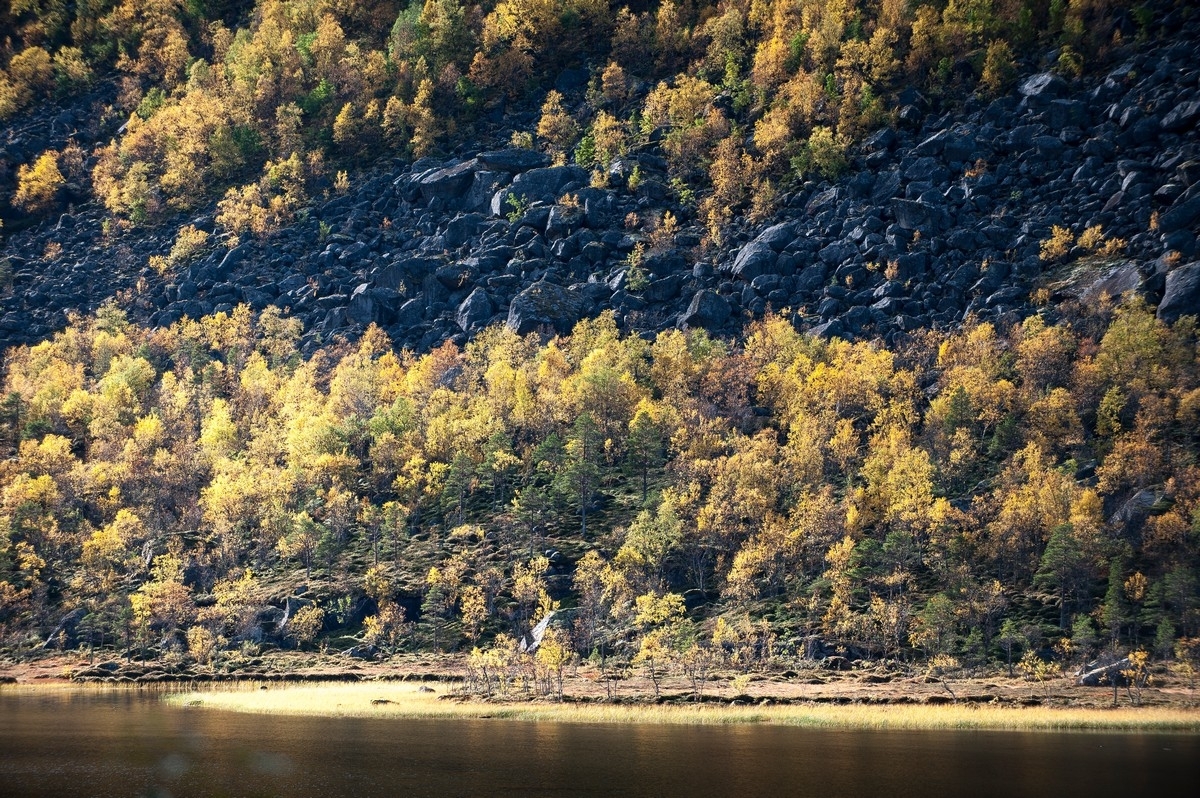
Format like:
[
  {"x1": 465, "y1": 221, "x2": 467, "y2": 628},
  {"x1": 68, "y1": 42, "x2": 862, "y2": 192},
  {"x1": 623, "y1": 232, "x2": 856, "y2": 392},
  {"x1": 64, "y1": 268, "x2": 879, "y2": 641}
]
[
  {"x1": 1161, "y1": 101, "x2": 1200, "y2": 133},
  {"x1": 435, "y1": 261, "x2": 477, "y2": 291},
  {"x1": 509, "y1": 166, "x2": 588, "y2": 203},
  {"x1": 462, "y1": 171, "x2": 509, "y2": 215},
  {"x1": 216, "y1": 242, "x2": 251, "y2": 277},
  {"x1": 861, "y1": 127, "x2": 897, "y2": 152},
  {"x1": 1019, "y1": 72, "x2": 1069, "y2": 102},
  {"x1": 545, "y1": 204, "x2": 583, "y2": 239},
  {"x1": 1108, "y1": 487, "x2": 1168, "y2": 538},
  {"x1": 1077, "y1": 657, "x2": 1132, "y2": 687},
  {"x1": 418, "y1": 159, "x2": 479, "y2": 200},
  {"x1": 755, "y1": 222, "x2": 798, "y2": 252},
  {"x1": 1158, "y1": 194, "x2": 1200, "y2": 233},
  {"x1": 643, "y1": 274, "x2": 683, "y2": 302},
  {"x1": 892, "y1": 252, "x2": 928, "y2": 281},
  {"x1": 395, "y1": 297, "x2": 425, "y2": 327},
  {"x1": 872, "y1": 170, "x2": 903, "y2": 203},
  {"x1": 818, "y1": 241, "x2": 858, "y2": 267},
  {"x1": 1080, "y1": 261, "x2": 1143, "y2": 304},
  {"x1": 1157, "y1": 261, "x2": 1200, "y2": 324},
  {"x1": 680, "y1": 289, "x2": 731, "y2": 329},
  {"x1": 1049, "y1": 99, "x2": 1089, "y2": 129},
  {"x1": 373, "y1": 256, "x2": 442, "y2": 291},
  {"x1": 456, "y1": 287, "x2": 494, "y2": 332},
  {"x1": 41, "y1": 607, "x2": 87, "y2": 649},
  {"x1": 806, "y1": 187, "x2": 839, "y2": 215},
  {"x1": 476, "y1": 149, "x2": 551, "y2": 173},
  {"x1": 442, "y1": 213, "x2": 486, "y2": 249},
  {"x1": 728, "y1": 241, "x2": 777, "y2": 280},
  {"x1": 892, "y1": 199, "x2": 951, "y2": 233},
  {"x1": 506, "y1": 281, "x2": 585, "y2": 335}
]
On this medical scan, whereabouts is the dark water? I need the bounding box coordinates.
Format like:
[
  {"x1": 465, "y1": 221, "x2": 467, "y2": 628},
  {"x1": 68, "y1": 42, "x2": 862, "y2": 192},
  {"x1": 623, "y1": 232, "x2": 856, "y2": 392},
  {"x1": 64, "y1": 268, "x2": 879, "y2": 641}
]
[{"x1": 0, "y1": 689, "x2": 1196, "y2": 798}]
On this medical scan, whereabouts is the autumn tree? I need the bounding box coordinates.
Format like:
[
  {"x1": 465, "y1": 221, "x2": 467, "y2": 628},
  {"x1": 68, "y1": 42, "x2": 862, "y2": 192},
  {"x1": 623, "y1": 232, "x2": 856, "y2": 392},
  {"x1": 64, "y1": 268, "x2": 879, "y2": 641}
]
[{"x1": 14, "y1": 151, "x2": 64, "y2": 213}]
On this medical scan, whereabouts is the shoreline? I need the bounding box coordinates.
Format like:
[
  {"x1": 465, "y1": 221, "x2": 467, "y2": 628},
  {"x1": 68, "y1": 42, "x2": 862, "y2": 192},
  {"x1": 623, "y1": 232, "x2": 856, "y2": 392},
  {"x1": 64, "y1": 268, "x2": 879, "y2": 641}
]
[
  {"x1": 159, "y1": 683, "x2": 1200, "y2": 733},
  {"x1": 5, "y1": 651, "x2": 1200, "y2": 732}
]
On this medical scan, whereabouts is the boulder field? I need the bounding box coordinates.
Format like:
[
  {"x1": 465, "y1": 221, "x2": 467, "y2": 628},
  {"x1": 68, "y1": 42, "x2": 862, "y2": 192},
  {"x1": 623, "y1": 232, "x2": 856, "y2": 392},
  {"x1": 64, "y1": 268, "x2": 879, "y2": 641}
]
[{"x1": 2, "y1": 36, "x2": 1200, "y2": 353}]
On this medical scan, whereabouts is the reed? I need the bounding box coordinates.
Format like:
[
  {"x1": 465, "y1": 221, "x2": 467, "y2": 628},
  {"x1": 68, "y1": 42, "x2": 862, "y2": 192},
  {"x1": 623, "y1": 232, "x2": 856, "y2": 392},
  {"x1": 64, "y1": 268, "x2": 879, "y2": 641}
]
[{"x1": 161, "y1": 683, "x2": 1200, "y2": 733}]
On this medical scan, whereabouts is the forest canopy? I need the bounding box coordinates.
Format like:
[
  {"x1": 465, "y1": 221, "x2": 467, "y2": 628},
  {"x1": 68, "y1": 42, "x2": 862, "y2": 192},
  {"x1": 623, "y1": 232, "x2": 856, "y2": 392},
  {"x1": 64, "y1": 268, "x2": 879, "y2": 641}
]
[{"x1": 1, "y1": 298, "x2": 1197, "y2": 674}]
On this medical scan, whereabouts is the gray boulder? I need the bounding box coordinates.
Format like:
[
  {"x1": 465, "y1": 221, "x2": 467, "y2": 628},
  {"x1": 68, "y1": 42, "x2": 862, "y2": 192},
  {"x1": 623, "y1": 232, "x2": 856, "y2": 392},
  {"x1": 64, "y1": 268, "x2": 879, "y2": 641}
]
[
  {"x1": 1080, "y1": 261, "x2": 1142, "y2": 304},
  {"x1": 1158, "y1": 194, "x2": 1200, "y2": 234},
  {"x1": 456, "y1": 287, "x2": 494, "y2": 332},
  {"x1": 477, "y1": 149, "x2": 552, "y2": 173},
  {"x1": 728, "y1": 241, "x2": 777, "y2": 280},
  {"x1": 1157, "y1": 261, "x2": 1200, "y2": 324},
  {"x1": 395, "y1": 297, "x2": 425, "y2": 327},
  {"x1": 1161, "y1": 101, "x2": 1200, "y2": 133},
  {"x1": 1019, "y1": 72, "x2": 1069, "y2": 101},
  {"x1": 347, "y1": 284, "x2": 378, "y2": 325},
  {"x1": 509, "y1": 166, "x2": 588, "y2": 203},
  {"x1": 418, "y1": 159, "x2": 479, "y2": 200},
  {"x1": 818, "y1": 241, "x2": 858, "y2": 267},
  {"x1": 443, "y1": 213, "x2": 486, "y2": 249},
  {"x1": 892, "y1": 199, "x2": 951, "y2": 233},
  {"x1": 1108, "y1": 487, "x2": 1168, "y2": 538},
  {"x1": 755, "y1": 222, "x2": 797, "y2": 252},
  {"x1": 463, "y1": 172, "x2": 509, "y2": 215},
  {"x1": 506, "y1": 281, "x2": 585, "y2": 335},
  {"x1": 1077, "y1": 657, "x2": 1132, "y2": 687},
  {"x1": 681, "y1": 289, "x2": 731, "y2": 329}
]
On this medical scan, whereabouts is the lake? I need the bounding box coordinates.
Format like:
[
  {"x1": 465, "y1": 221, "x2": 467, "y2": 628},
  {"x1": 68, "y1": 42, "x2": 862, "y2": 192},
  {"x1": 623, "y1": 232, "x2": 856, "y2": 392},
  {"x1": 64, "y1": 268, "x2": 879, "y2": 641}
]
[{"x1": 1, "y1": 687, "x2": 1196, "y2": 797}]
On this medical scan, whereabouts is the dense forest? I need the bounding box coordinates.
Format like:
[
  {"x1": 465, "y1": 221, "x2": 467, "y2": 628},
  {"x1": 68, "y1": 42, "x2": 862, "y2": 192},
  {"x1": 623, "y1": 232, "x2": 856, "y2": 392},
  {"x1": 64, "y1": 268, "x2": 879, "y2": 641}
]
[{"x1": 0, "y1": 298, "x2": 1197, "y2": 680}]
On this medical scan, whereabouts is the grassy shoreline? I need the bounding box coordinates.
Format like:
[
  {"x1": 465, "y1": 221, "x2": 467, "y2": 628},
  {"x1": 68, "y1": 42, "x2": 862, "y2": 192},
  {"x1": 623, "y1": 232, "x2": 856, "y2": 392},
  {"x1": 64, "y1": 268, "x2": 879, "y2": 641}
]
[{"x1": 149, "y1": 683, "x2": 1200, "y2": 733}]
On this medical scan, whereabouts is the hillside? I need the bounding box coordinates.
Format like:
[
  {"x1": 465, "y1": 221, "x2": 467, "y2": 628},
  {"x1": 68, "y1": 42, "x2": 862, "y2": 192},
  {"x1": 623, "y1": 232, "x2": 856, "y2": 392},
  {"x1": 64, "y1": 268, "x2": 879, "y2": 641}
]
[{"x1": 1, "y1": 1, "x2": 1199, "y2": 691}]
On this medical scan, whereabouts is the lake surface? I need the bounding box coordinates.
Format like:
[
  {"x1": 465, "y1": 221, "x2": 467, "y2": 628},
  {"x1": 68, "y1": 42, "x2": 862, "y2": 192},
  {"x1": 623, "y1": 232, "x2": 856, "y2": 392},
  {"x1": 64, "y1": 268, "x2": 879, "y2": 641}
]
[{"x1": 1, "y1": 688, "x2": 1196, "y2": 797}]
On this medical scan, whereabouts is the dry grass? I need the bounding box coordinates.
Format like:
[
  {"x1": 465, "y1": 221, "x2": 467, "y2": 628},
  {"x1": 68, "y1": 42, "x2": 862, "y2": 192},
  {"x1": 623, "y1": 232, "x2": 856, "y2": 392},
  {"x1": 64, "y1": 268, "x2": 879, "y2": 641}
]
[{"x1": 160, "y1": 683, "x2": 1200, "y2": 733}]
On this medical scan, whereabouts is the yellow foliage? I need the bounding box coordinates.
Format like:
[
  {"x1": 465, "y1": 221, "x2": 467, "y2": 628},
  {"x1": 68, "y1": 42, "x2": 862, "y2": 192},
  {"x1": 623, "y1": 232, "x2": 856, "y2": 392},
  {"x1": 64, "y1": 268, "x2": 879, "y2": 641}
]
[
  {"x1": 14, "y1": 151, "x2": 64, "y2": 213},
  {"x1": 537, "y1": 90, "x2": 579, "y2": 153},
  {"x1": 1040, "y1": 225, "x2": 1075, "y2": 261}
]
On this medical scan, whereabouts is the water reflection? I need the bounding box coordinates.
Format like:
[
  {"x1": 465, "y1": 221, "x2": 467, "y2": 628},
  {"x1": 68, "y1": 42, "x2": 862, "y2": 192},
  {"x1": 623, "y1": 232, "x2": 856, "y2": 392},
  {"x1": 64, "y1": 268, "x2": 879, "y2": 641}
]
[{"x1": 0, "y1": 689, "x2": 1196, "y2": 797}]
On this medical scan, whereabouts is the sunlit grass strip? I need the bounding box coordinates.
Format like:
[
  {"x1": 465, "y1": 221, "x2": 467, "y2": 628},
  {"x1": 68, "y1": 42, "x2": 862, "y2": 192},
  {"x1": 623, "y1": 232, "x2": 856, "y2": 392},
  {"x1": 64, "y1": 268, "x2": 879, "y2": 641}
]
[{"x1": 162, "y1": 683, "x2": 1200, "y2": 732}]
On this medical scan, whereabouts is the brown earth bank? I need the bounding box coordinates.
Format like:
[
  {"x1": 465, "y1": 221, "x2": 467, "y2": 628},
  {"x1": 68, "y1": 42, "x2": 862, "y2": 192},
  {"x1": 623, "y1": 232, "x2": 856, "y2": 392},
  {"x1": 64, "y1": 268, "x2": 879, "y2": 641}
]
[{"x1": 3, "y1": 651, "x2": 1198, "y2": 711}]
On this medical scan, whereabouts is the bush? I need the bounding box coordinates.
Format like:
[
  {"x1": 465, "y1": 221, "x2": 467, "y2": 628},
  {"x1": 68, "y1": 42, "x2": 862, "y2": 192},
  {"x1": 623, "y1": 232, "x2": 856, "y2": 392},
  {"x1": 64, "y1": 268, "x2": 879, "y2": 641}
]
[
  {"x1": 216, "y1": 154, "x2": 311, "y2": 237},
  {"x1": 288, "y1": 605, "x2": 325, "y2": 648},
  {"x1": 794, "y1": 126, "x2": 849, "y2": 180},
  {"x1": 1040, "y1": 225, "x2": 1075, "y2": 261},
  {"x1": 14, "y1": 152, "x2": 64, "y2": 214},
  {"x1": 8, "y1": 47, "x2": 54, "y2": 98},
  {"x1": 537, "y1": 90, "x2": 579, "y2": 154},
  {"x1": 980, "y1": 40, "x2": 1016, "y2": 96}
]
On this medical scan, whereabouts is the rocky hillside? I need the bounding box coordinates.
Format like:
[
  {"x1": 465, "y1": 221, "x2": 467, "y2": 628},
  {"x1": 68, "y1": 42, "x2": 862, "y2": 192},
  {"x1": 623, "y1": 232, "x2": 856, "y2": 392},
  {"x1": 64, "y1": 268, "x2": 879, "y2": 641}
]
[
  {"x1": 3, "y1": 2, "x2": 1200, "y2": 679},
  {"x1": 2, "y1": 12, "x2": 1199, "y2": 355}
]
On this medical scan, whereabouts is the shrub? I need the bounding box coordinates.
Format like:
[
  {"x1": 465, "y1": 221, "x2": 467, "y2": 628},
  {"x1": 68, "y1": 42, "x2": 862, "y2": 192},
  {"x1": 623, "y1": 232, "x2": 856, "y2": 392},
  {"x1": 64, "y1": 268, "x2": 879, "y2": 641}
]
[
  {"x1": 1078, "y1": 225, "x2": 1105, "y2": 251},
  {"x1": 0, "y1": 71, "x2": 20, "y2": 119},
  {"x1": 624, "y1": 243, "x2": 648, "y2": 292},
  {"x1": 537, "y1": 90, "x2": 579, "y2": 154},
  {"x1": 1039, "y1": 225, "x2": 1075, "y2": 261},
  {"x1": 216, "y1": 154, "x2": 311, "y2": 237},
  {"x1": 153, "y1": 224, "x2": 211, "y2": 274},
  {"x1": 288, "y1": 605, "x2": 325, "y2": 648},
  {"x1": 52, "y1": 48, "x2": 94, "y2": 96},
  {"x1": 187, "y1": 626, "x2": 218, "y2": 665},
  {"x1": 794, "y1": 126, "x2": 849, "y2": 180},
  {"x1": 505, "y1": 193, "x2": 530, "y2": 222},
  {"x1": 8, "y1": 47, "x2": 54, "y2": 100},
  {"x1": 980, "y1": 40, "x2": 1016, "y2": 96},
  {"x1": 14, "y1": 152, "x2": 64, "y2": 213}
]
